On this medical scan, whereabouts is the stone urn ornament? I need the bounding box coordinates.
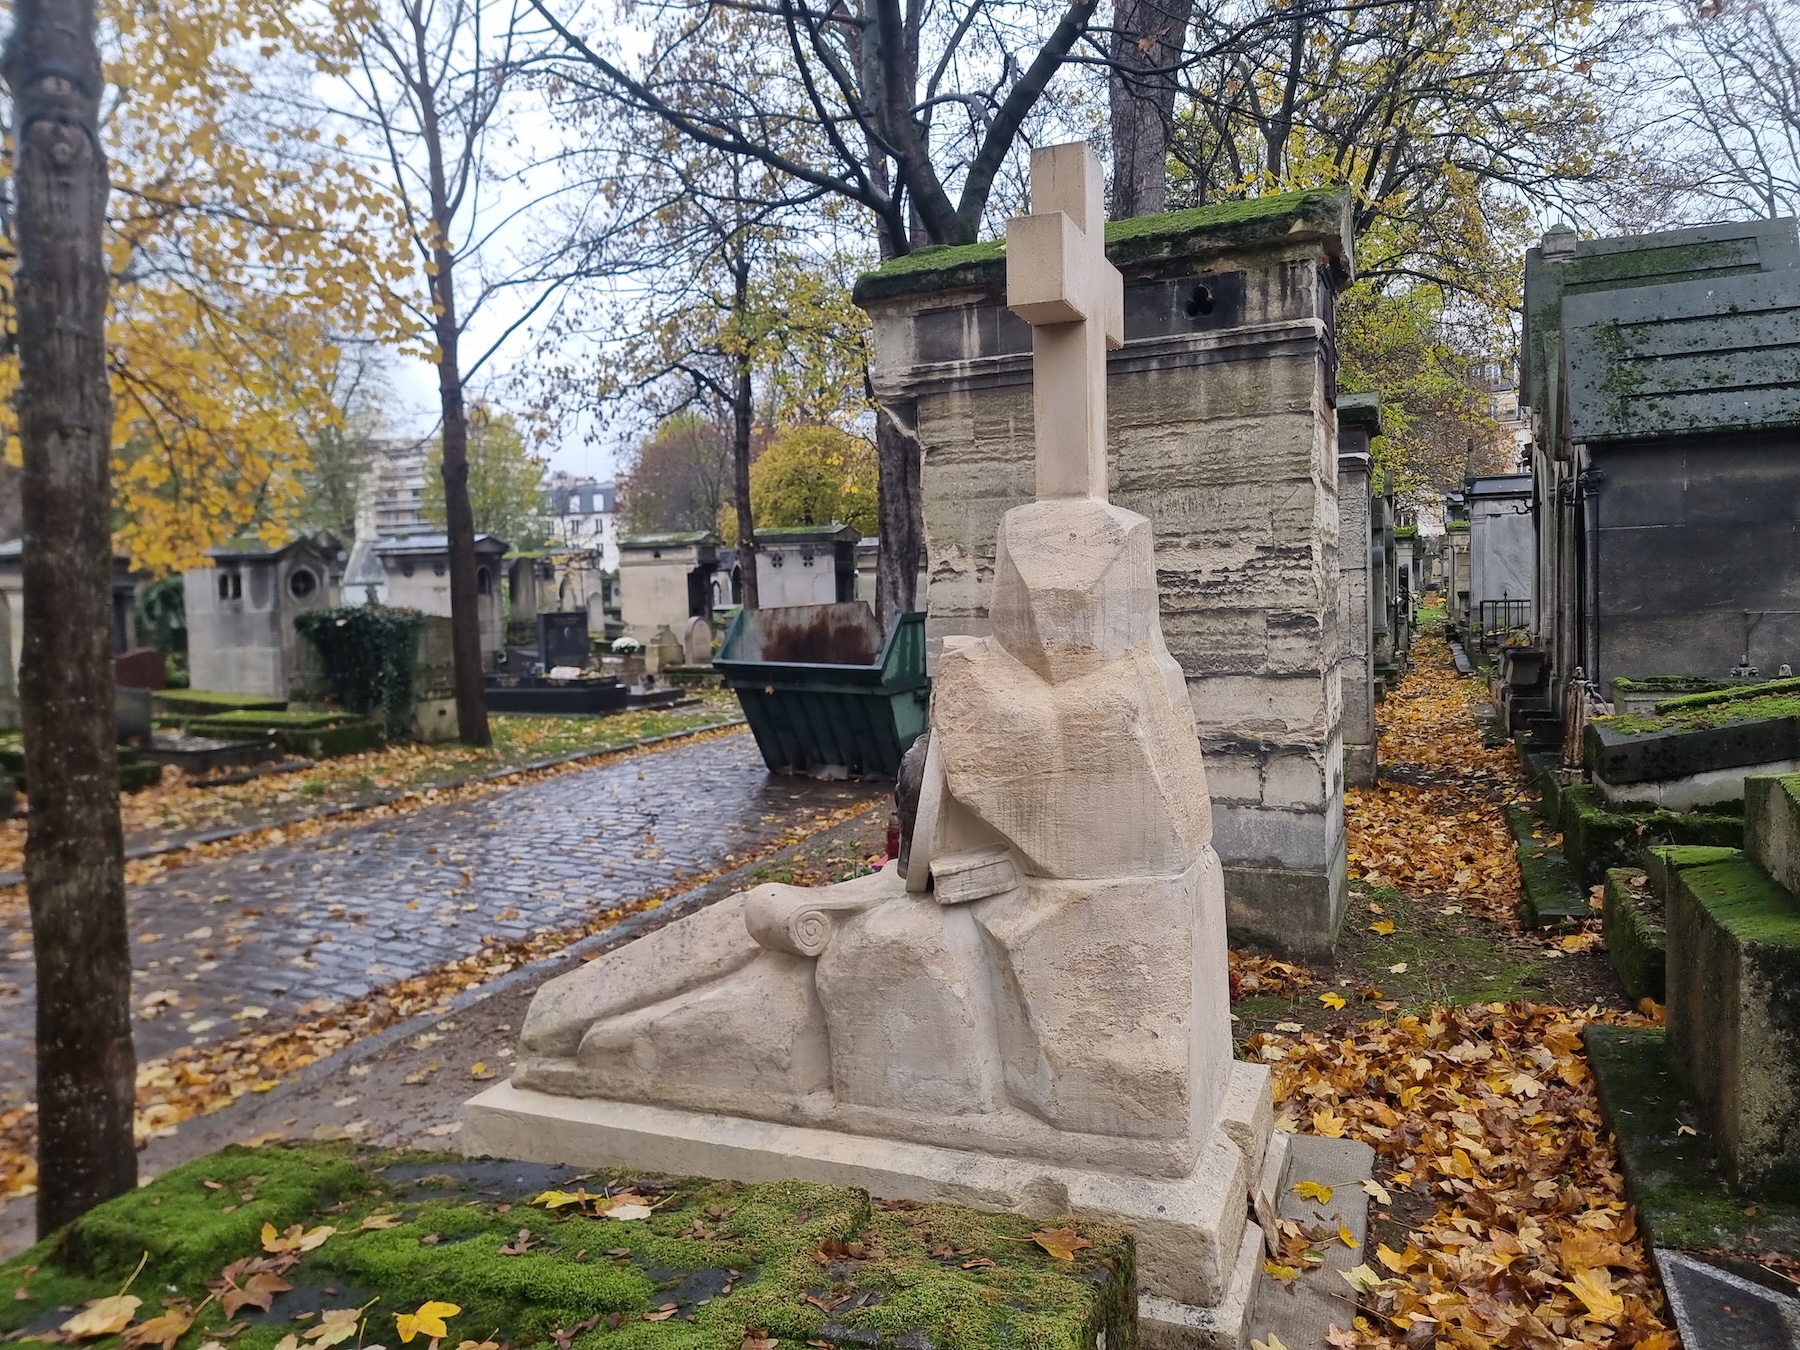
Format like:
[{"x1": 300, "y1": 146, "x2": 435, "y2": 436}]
[{"x1": 465, "y1": 142, "x2": 1274, "y2": 1347}]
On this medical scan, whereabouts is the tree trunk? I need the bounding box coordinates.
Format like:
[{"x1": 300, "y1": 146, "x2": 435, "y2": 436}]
[
  {"x1": 873, "y1": 397, "x2": 924, "y2": 633},
  {"x1": 731, "y1": 262, "x2": 759, "y2": 610},
  {"x1": 433, "y1": 277, "x2": 489, "y2": 745},
  {"x1": 4, "y1": 0, "x2": 137, "y2": 1233},
  {"x1": 1108, "y1": 0, "x2": 1196, "y2": 217},
  {"x1": 419, "y1": 83, "x2": 489, "y2": 746}
]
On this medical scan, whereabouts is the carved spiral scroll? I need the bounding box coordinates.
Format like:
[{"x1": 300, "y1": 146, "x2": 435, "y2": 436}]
[{"x1": 788, "y1": 908, "x2": 833, "y2": 956}]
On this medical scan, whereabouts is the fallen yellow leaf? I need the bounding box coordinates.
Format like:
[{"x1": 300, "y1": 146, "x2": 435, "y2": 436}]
[
  {"x1": 1319, "y1": 992, "x2": 1347, "y2": 1010},
  {"x1": 1564, "y1": 1267, "x2": 1624, "y2": 1323},
  {"x1": 1292, "y1": 1180, "x2": 1333, "y2": 1203},
  {"x1": 1369, "y1": 919, "x2": 1397, "y2": 935},
  {"x1": 1337, "y1": 1222, "x2": 1360, "y2": 1249},
  {"x1": 262, "y1": 1222, "x2": 334, "y2": 1254},
  {"x1": 62, "y1": 1296, "x2": 142, "y2": 1339},
  {"x1": 395, "y1": 1302, "x2": 461, "y2": 1344},
  {"x1": 1028, "y1": 1226, "x2": 1094, "y2": 1261},
  {"x1": 1338, "y1": 1263, "x2": 1380, "y2": 1295}
]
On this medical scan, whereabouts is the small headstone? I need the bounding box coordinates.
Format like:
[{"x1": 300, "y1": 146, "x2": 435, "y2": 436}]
[{"x1": 683, "y1": 614, "x2": 713, "y2": 666}]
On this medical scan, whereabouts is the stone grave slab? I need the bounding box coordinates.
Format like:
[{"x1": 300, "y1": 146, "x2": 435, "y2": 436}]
[{"x1": 1656, "y1": 1250, "x2": 1800, "y2": 1350}]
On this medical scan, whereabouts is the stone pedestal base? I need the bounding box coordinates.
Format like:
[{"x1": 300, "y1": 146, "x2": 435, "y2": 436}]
[{"x1": 465, "y1": 1067, "x2": 1272, "y2": 1349}]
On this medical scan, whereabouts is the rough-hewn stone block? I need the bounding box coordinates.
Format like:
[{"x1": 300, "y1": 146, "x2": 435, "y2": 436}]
[
  {"x1": 1747, "y1": 772, "x2": 1800, "y2": 896},
  {"x1": 1665, "y1": 852, "x2": 1800, "y2": 1196}
]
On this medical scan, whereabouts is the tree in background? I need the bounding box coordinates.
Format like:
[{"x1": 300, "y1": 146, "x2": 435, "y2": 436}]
[
  {"x1": 536, "y1": 60, "x2": 872, "y2": 609},
  {"x1": 422, "y1": 409, "x2": 549, "y2": 549},
  {"x1": 719, "y1": 425, "x2": 879, "y2": 545},
  {"x1": 0, "y1": 0, "x2": 410, "y2": 573},
  {"x1": 1338, "y1": 283, "x2": 1509, "y2": 505},
  {"x1": 1657, "y1": 0, "x2": 1800, "y2": 219},
  {"x1": 619, "y1": 415, "x2": 734, "y2": 536},
  {"x1": 297, "y1": 346, "x2": 392, "y2": 545},
  {"x1": 4, "y1": 0, "x2": 136, "y2": 1230},
  {"x1": 1154, "y1": 0, "x2": 1644, "y2": 495},
  {"x1": 335, "y1": 0, "x2": 523, "y2": 747}
]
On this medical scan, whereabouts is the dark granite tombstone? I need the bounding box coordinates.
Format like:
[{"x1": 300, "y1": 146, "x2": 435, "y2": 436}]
[{"x1": 537, "y1": 611, "x2": 590, "y2": 671}]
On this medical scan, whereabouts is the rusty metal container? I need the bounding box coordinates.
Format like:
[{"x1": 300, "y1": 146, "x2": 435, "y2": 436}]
[{"x1": 715, "y1": 603, "x2": 928, "y2": 777}]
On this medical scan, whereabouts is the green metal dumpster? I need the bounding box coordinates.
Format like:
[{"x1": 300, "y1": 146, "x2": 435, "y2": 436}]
[{"x1": 716, "y1": 603, "x2": 929, "y2": 777}]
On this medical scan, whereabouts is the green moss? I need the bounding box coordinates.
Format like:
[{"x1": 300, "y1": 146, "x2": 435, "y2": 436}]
[
  {"x1": 1, "y1": 1148, "x2": 1133, "y2": 1350},
  {"x1": 188, "y1": 713, "x2": 385, "y2": 759},
  {"x1": 189, "y1": 710, "x2": 361, "y2": 729},
  {"x1": 153, "y1": 690, "x2": 290, "y2": 714},
  {"x1": 1601, "y1": 869, "x2": 1666, "y2": 1003},
  {"x1": 1657, "y1": 675, "x2": 1800, "y2": 713},
  {"x1": 1558, "y1": 785, "x2": 1743, "y2": 887},
  {"x1": 1679, "y1": 857, "x2": 1800, "y2": 947},
  {"x1": 1611, "y1": 675, "x2": 1739, "y2": 694},
  {"x1": 1583, "y1": 1025, "x2": 1800, "y2": 1254},
  {"x1": 1506, "y1": 805, "x2": 1592, "y2": 927},
  {"x1": 854, "y1": 188, "x2": 1342, "y2": 302}
]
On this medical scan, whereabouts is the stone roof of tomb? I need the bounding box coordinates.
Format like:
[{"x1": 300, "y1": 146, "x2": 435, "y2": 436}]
[
  {"x1": 1523, "y1": 218, "x2": 1800, "y2": 453},
  {"x1": 853, "y1": 187, "x2": 1349, "y2": 305}
]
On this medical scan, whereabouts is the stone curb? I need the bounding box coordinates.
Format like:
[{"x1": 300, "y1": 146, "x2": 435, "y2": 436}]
[
  {"x1": 221, "y1": 800, "x2": 885, "y2": 1114},
  {"x1": 0, "y1": 718, "x2": 748, "y2": 889}
]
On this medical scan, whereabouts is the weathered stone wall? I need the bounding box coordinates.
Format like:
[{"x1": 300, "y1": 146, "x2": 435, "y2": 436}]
[
  {"x1": 859, "y1": 195, "x2": 1351, "y2": 954},
  {"x1": 1339, "y1": 451, "x2": 1375, "y2": 786}
]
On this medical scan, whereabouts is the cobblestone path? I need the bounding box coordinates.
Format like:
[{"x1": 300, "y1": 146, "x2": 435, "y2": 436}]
[{"x1": 0, "y1": 731, "x2": 884, "y2": 1113}]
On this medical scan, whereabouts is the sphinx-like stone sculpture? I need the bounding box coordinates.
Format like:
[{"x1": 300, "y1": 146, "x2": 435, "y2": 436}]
[{"x1": 466, "y1": 141, "x2": 1273, "y2": 1347}]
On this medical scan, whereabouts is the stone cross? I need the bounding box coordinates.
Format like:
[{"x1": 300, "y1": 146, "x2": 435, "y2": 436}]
[{"x1": 1006, "y1": 141, "x2": 1124, "y2": 502}]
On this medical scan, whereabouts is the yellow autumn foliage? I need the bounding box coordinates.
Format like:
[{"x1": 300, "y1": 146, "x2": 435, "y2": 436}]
[{"x1": 0, "y1": 0, "x2": 414, "y2": 573}]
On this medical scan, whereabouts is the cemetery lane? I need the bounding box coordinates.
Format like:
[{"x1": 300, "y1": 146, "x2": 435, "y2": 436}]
[{"x1": 0, "y1": 730, "x2": 886, "y2": 1178}]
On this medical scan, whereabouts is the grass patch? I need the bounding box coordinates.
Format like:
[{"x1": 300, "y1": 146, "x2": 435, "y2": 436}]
[{"x1": 2, "y1": 1146, "x2": 1133, "y2": 1350}]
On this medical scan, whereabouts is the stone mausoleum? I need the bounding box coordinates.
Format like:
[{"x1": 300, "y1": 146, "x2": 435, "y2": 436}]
[
  {"x1": 1524, "y1": 217, "x2": 1800, "y2": 705},
  {"x1": 184, "y1": 535, "x2": 343, "y2": 698},
  {"x1": 854, "y1": 190, "x2": 1353, "y2": 954}
]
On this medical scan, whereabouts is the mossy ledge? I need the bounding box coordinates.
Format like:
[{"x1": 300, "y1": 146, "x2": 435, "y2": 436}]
[
  {"x1": 1, "y1": 1146, "x2": 1135, "y2": 1350},
  {"x1": 853, "y1": 188, "x2": 1344, "y2": 304}
]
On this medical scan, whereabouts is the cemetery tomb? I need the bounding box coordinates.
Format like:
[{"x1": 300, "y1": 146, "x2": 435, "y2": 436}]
[
  {"x1": 754, "y1": 523, "x2": 860, "y2": 608},
  {"x1": 469, "y1": 143, "x2": 1277, "y2": 1348},
  {"x1": 1585, "y1": 678, "x2": 1800, "y2": 809},
  {"x1": 618, "y1": 531, "x2": 720, "y2": 646},
  {"x1": 1524, "y1": 217, "x2": 1800, "y2": 710},
  {"x1": 0, "y1": 537, "x2": 141, "y2": 683},
  {"x1": 1464, "y1": 473, "x2": 1533, "y2": 650},
  {"x1": 374, "y1": 533, "x2": 508, "y2": 661},
  {"x1": 854, "y1": 174, "x2": 1353, "y2": 956},
  {"x1": 183, "y1": 536, "x2": 343, "y2": 700}
]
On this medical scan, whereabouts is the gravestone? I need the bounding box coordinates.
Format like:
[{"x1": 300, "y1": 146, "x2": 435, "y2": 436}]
[
  {"x1": 467, "y1": 142, "x2": 1273, "y2": 1348},
  {"x1": 537, "y1": 611, "x2": 590, "y2": 671},
  {"x1": 855, "y1": 179, "x2": 1353, "y2": 956}
]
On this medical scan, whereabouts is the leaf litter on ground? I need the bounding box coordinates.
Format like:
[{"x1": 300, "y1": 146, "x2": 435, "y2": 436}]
[{"x1": 1345, "y1": 633, "x2": 1525, "y2": 919}]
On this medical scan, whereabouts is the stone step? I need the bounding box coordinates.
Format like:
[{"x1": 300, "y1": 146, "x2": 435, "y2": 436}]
[
  {"x1": 1506, "y1": 804, "x2": 1593, "y2": 927},
  {"x1": 1747, "y1": 771, "x2": 1800, "y2": 896}
]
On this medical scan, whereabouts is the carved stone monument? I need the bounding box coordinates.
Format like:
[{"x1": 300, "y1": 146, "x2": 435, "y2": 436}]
[{"x1": 464, "y1": 142, "x2": 1272, "y2": 1348}]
